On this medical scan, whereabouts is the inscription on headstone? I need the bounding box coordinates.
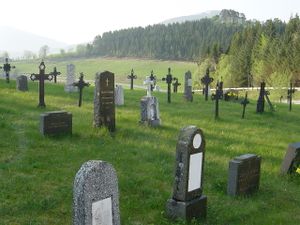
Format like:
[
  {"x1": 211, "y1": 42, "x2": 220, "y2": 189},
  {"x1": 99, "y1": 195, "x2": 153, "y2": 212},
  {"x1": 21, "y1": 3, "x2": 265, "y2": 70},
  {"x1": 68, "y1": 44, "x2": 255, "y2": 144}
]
[
  {"x1": 227, "y1": 154, "x2": 261, "y2": 196},
  {"x1": 94, "y1": 71, "x2": 115, "y2": 132},
  {"x1": 16, "y1": 75, "x2": 28, "y2": 91},
  {"x1": 280, "y1": 142, "x2": 300, "y2": 174},
  {"x1": 166, "y1": 126, "x2": 207, "y2": 221},
  {"x1": 73, "y1": 160, "x2": 120, "y2": 225},
  {"x1": 40, "y1": 111, "x2": 72, "y2": 136}
]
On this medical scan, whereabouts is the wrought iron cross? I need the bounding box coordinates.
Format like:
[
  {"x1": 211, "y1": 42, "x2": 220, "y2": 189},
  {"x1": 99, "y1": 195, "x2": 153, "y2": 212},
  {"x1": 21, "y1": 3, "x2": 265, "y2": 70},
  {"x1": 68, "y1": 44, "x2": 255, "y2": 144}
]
[
  {"x1": 162, "y1": 67, "x2": 175, "y2": 103},
  {"x1": 50, "y1": 67, "x2": 61, "y2": 83},
  {"x1": 30, "y1": 61, "x2": 53, "y2": 107},
  {"x1": 0, "y1": 58, "x2": 16, "y2": 83},
  {"x1": 172, "y1": 77, "x2": 181, "y2": 93},
  {"x1": 73, "y1": 73, "x2": 90, "y2": 107},
  {"x1": 212, "y1": 81, "x2": 223, "y2": 119},
  {"x1": 287, "y1": 82, "x2": 296, "y2": 111},
  {"x1": 127, "y1": 69, "x2": 137, "y2": 90},
  {"x1": 149, "y1": 70, "x2": 156, "y2": 91},
  {"x1": 201, "y1": 68, "x2": 214, "y2": 101},
  {"x1": 240, "y1": 92, "x2": 250, "y2": 119}
]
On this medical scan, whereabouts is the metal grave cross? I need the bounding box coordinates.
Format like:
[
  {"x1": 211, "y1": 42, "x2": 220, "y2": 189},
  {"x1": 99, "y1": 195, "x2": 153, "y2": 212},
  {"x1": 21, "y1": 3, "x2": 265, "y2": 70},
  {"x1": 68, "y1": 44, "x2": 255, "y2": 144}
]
[
  {"x1": 143, "y1": 76, "x2": 154, "y2": 97},
  {"x1": 0, "y1": 58, "x2": 16, "y2": 83},
  {"x1": 240, "y1": 92, "x2": 250, "y2": 119},
  {"x1": 162, "y1": 67, "x2": 175, "y2": 103},
  {"x1": 287, "y1": 82, "x2": 296, "y2": 111},
  {"x1": 73, "y1": 73, "x2": 90, "y2": 107},
  {"x1": 256, "y1": 82, "x2": 266, "y2": 113},
  {"x1": 30, "y1": 61, "x2": 53, "y2": 107},
  {"x1": 127, "y1": 69, "x2": 137, "y2": 90},
  {"x1": 172, "y1": 77, "x2": 181, "y2": 93},
  {"x1": 211, "y1": 81, "x2": 223, "y2": 119},
  {"x1": 51, "y1": 67, "x2": 61, "y2": 83},
  {"x1": 201, "y1": 68, "x2": 214, "y2": 101},
  {"x1": 149, "y1": 70, "x2": 156, "y2": 91}
]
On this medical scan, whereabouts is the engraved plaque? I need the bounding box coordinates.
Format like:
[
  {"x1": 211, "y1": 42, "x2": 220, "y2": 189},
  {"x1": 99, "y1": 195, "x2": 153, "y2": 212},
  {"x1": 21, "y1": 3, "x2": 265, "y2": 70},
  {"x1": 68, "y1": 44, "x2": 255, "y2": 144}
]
[
  {"x1": 92, "y1": 197, "x2": 113, "y2": 225},
  {"x1": 188, "y1": 153, "x2": 203, "y2": 192},
  {"x1": 193, "y1": 133, "x2": 202, "y2": 149}
]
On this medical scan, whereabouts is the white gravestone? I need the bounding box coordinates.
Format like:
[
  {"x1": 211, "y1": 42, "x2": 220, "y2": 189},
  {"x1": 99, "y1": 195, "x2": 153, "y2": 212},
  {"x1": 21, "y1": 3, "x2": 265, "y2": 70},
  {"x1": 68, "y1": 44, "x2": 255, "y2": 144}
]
[
  {"x1": 115, "y1": 85, "x2": 124, "y2": 106},
  {"x1": 65, "y1": 64, "x2": 78, "y2": 92}
]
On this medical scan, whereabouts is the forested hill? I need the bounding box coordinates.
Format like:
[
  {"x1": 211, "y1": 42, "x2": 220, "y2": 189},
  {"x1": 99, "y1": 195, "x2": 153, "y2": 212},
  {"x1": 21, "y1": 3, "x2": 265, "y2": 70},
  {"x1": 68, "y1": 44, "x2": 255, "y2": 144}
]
[{"x1": 90, "y1": 18, "x2": 242, "y2": 61}]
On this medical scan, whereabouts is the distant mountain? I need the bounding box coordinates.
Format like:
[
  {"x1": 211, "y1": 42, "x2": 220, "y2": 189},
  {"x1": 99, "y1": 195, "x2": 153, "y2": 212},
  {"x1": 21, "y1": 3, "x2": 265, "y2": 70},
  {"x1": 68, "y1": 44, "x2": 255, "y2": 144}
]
[
  {"x1": 161, "y1": 10, "x2": 221, "y2": 25},
  {"x1": 0, "y1": 26, "x2": 68, "y2": 58}
]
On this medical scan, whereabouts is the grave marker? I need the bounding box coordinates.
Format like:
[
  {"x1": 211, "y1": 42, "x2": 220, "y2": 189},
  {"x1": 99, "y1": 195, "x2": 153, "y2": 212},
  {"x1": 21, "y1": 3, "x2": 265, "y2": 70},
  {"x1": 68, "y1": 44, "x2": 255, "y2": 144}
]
[
  {"x1": 183, "y1": 71, "x2": 193, "y2": 102},
  {"x1": 65, "y1": 64, "x2": 78, "y2": 92},
  {"x1": 127, "y1": 69, "x2": 137, "y2": 90},
  {"x1": 73, "y1": 160, "x2": 120, "y2": 225},
  {"x1": 0, "y1": 58, "x2": 15, "y2": 83},
  {"x1": 211, "y1": 81, "x2": 223, "y2": 119},
  {"x1": 227, "y1": 154, "x2": 261, "y2": 196},
  {"x1": 51, "y1": 67, "x2": 61, "y2": 83},
  {"x1": 115, "y1": 85, "x2": 124, "y2": 106},
  {"x1": 73, "y1": 73, "x2": 90, "y2": 107},
  {"x1": 287, "y1": 82, "x2": 296, "y2": 111},
  {"x1": 16, "y1": 75, "x2": 28, "y2": 91},
  {"x1": 172, "y1": 77, "x2": 181, "y2": 93},
  {"x1": 94, "y1": 71, "x2": 115, "y2": 132},
  {"x1": 166, "y1": 126, "x2": 207, "y2": 221},
  {"x1": 162, "y1": 68, "x2": 175, "y2": 103},
  {"x1": 201, "y1": 68, "x2": 214, "y2": 101},
  {"x1": 149, "y1": 70, "x2": 156, "y2": 91},
  {"x1": 280, "y1": 142, "x2": 300, "y2": 174},
  {"x1": 40, "y1": 111, "x2": 72, "y2": 136},
  {"x1": 240, "y1": 92, "x2": 250, "y2": 119}
]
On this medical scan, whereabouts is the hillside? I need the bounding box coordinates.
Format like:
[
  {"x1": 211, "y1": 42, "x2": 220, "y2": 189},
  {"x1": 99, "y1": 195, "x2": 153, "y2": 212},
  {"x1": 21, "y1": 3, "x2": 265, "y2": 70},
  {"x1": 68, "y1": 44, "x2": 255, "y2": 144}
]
[{"x1": 161, "y1": 10, "x2": 220, "y2": 24}]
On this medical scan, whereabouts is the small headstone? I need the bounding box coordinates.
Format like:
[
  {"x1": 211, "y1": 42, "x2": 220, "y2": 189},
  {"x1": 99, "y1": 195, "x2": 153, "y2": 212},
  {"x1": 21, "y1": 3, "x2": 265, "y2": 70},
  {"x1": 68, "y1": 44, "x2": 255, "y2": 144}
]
[
  {"x1": 40, "y1": 111, "x2": 72, "y2": 136},
  {"x1": 16, "y1": 75, "x2": 28, "y2": 91},
  {"x1": 65, "y1": 64, "x2": 78, "y2": 92},
  {"x1": 94, "y1": 71, "x2": 115, "y2": 132},
  {"x1": 227, "y1": 154, "x2": 261, "y2": 196},
  {"x1": 280, "y1": 142, "x2": 300, "y2": 174},
  {"x1": 166, "y1": 126, "x2": 207, "y2": 221},
  {"x1": 115, "y1": 85, "x2": 124, "y2": 106},
  {"x1": 73, "y1": 160, "x2": 120, "y2": 225},
  {"x1": 183, "y1": 71, "x2": 193, "y2": 102},
  {"x1": 140, "y1": 76, "x2": 161, "y2": 126}
]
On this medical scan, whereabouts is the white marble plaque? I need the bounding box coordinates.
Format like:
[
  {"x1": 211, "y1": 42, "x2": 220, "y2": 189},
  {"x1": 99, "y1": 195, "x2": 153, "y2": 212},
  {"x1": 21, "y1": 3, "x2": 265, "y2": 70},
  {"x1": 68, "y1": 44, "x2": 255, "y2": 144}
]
[
  {"x1": 193, "y1": 133, "x2": 202, "y2": 149},
  {"x1": 188, "y1": 78, "x2": 192, "y2": 87},
  {"x1": 188, "y1": 152, "x2": 203, "y2": 192},
  {"x1": 92, "y1": 197, "x2": 113, "y2": 225}
]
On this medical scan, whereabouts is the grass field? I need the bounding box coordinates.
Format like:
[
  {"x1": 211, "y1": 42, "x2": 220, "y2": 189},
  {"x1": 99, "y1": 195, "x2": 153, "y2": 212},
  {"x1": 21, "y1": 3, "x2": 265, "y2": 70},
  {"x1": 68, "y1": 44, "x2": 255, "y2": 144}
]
[{"x1": 0, "y1": 74, "x2": 300, "y2": 225}]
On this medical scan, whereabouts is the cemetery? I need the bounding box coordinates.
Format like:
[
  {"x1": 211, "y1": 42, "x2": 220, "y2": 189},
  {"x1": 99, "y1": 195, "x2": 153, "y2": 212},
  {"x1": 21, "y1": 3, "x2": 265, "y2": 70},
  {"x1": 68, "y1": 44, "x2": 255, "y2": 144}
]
[{"x1": 0, "y1": 58, "x2": 300, "y2": 225}]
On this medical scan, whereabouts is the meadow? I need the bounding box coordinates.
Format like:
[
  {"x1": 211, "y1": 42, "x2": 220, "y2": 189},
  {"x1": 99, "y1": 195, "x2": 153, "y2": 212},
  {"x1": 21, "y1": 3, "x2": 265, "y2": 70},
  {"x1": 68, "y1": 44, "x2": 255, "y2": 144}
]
[{"x1": 0, "y1": 68, "x2": 300, "y2": 225}]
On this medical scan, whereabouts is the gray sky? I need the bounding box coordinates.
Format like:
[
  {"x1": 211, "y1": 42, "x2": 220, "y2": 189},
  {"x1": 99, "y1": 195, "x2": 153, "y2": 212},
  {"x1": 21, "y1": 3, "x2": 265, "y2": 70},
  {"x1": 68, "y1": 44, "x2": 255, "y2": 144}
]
[{"x1": 0, "y1": 0, "x2": 299, "y2": 44}]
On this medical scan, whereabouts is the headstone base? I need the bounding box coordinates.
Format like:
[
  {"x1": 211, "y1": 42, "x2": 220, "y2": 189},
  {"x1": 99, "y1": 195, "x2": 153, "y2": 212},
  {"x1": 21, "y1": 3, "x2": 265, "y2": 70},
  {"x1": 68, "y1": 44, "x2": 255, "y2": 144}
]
[{"x1": 166, "y1": 195, "x2": 207, "y2": 221}]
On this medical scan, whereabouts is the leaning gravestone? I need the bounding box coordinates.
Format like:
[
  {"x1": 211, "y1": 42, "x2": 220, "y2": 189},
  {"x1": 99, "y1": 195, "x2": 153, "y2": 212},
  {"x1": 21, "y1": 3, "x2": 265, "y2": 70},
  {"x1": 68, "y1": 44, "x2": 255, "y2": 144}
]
[
  {"x1": 40, "y1": 111, "x2": 72, "y2": 136},
  {"x1": 183, "y1": 71, "x2": 193, "y2": 102},
  {"x1": 94, "y1": 71, "x2": 115, "y2": 132},
  {"x1": 166, "y1": 126, "x2": 207, "y2": 221},
  {"x1": 280, "y1": 142, "x2": 300, "y2": 174},
  {"x1": 140, "y1": 76, "x2": 161, "y2": 126},
  {"x1": 16, "y1": 75, "x2": 28, "y2": 91},
  {"x1": 73, "y1": 160, "x2": 120, "y2": 225},
  {"x1": 65, "y1": 64, "x2": 78, "y2": 92},
  {"x1": 115, "y1": 85, "x2": 124, "y2": 106},
  {"x1": 227, "y1": 154, "x2": 261, "y2": 196}
]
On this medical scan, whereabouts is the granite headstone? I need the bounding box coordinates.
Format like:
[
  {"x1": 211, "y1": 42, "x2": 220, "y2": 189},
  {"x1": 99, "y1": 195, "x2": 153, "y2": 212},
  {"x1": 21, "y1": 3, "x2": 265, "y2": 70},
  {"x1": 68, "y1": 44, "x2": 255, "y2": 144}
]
[
  {"x1": 183, "y1": 71, "x2": 193, "y2": 102},
  {"x1": 280, "y1": 142, "x2": 300, "y2": 174},
  {"x1": 40, "y1": 111, "x2": 72, "y2": 136},
  {"x1": 16, "y1": 75, "x2": 28, "y2": 91},
  {"x1": 65, "y1": 64, "x2": 78, "y2": 92},
  {"x1": 115, "y1": 85, "x2": 124, "y2": 106}
]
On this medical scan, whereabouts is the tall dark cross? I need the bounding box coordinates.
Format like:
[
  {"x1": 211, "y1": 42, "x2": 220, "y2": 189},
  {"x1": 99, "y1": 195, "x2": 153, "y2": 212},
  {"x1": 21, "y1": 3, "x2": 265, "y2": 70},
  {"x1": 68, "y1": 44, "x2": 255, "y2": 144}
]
[
  {"x1": 127, "y1": 69, "x2": 137, "y2": 90},
  {"x1": 162, "y1": 67, "x2": 175, "y2": 103},
  {"x1": 287, "y1": 82, "x2": 296, "y2": 111},
  {"x1": 264, "y1": 90, "x2": 275, "y2": 112},
  {"x1": 51, "y1": 67, "x2": 61, "y2": 83},
  {"x1": 172, "y1": 77, "x2": 181, "y2": 93},
  {"x1": 73, "y1": 73, "x2": 90, "y2": 107},
  {"x1": 201, "y1": 68, "x2": 214, "y2": 101},
  {"x1": 30, "y1": 61, "x2": 53, "y2": 107},
  {"x1": 256, "y1": 82, "x2": 265, "y2": 113},
  {"x1": 212, "y1": 81, "x2": 223, "y2": 119},
  {"x1": 149, "y1": 70, "x2": 156, "y2": 91},
  {"x1": 0, "y1": 58, "x2": 16, "y2": 83},
  {"x1": 240, "y1": 92, "x2": 250, "y2": 119}
]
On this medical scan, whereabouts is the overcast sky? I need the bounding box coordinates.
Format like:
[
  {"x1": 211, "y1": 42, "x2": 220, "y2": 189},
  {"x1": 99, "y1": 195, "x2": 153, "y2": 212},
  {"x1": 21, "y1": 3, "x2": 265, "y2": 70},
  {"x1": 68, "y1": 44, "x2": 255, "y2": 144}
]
[{"x1": 0, "y1": 0, "x2": 299, "y2": 44}]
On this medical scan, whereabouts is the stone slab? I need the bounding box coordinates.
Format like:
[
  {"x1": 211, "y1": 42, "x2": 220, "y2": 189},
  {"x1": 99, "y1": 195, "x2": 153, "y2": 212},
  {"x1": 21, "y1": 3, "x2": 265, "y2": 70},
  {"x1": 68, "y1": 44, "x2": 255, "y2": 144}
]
[
  {"x1": 16, "y1": 75, "x2": 28, "y2": 91},
  {"x1": 40, "y1": 111, "x2": 72, "y2": 136},
  {"x1": 280, "y1": 142, "x2": 300, "y2": 174}
]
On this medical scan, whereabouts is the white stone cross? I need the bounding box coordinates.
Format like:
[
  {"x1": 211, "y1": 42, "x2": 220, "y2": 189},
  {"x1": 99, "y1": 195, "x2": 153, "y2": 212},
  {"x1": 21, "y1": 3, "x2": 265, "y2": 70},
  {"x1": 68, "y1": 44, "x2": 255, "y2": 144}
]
[{"x1": 143, "y1": 76, "x2": 154, "y2": 97}]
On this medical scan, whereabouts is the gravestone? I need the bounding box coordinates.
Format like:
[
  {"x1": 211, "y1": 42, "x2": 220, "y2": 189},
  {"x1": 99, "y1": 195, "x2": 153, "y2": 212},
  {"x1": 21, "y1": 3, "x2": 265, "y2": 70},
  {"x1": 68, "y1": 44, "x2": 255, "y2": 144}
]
[
  {"x1": 172, "y1": 77, "x2": 181, "y2": 93},
  {"x1": 73, "y1": 73, "x2": 90, "y2": 107},
  {"x1": 256, "y1": 82, "x2": 265, "y2": 113},
  {"x1": 162, "y1": 68, "x2": 175, "y2": 103},
  {"x1": 201, "y1": 68, "x2": 214, "y2": 101},
  {"x1": 115, "y1": 85, "x2": 124, "y2": 106},
  {"x1": 94, "y1": 71, "x2": 115, "y2": 132},
  {"x1": 280, "y1": 142, "x2": 300, "y2": 174},
  {"x1": 0, "y1": 57, "x2": 16, "y2": 83},
  {"x1": 149, "y1": 70, "x2": 156, "y2": 91},
  {"x1": 287, "y1": 82, "x2": 296, "y2": 111},
  {"x1": 183, "y1": 71, "x2": 193, "y2": 102},
  {"x1": 211, "y1": 81, "x2": 223, "y2": 119},
  {"x1": 40, "y1": 111, "x2": 72, "y2": 136},
  {"x1": 51, "y1": 67, "x2": 61, "y2": 83},
  {"x1": 140, "y1": 76, "x2": 161, "y2": 127},
  {"x1": 166, "y1": 126, "x2": 207, "y2": 221},
  {"x1": 240, "y1": 92, "x2": 250, "y2": 119},
  {"x1": 127, "y1": 69, "x2": 137, "y2": 90},
  {"x1": 227, "y1": 154, "x2": 261, "y2": 196},
  {"x1": 73, "y1": 160, "x2": 120, "y2": 225},
  {"x1": 16, "y1": 75, "x2": 28, "y2": 91},
  {"x1": 65, "y1": 64, "x2": 78, "y2": 92}
]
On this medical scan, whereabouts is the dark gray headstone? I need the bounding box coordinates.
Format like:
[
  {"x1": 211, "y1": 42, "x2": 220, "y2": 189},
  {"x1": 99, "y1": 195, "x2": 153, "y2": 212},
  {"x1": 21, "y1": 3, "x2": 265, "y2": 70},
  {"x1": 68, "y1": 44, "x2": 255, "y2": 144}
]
[
  {"x1": 183, "y1": 71, "x2": 193, "y2": 102},
  {"x1": 16, "y1": 75, "x2": 28, "y2": 91},
  {"x1": 40, "y1": 111, "x2": 72, "y2": 136},
  {"x1": 227, "y1": 154, "x2": 261, "y2": 196},
  {"x1": 94, "y1": 71, "x2": 115, "y2": 132},
  {"x1": 140, "y1": 96, "x2": 161, "y2": 127},
  {"x1": 166, "y1": 126, "x2": 207, "y2": 221},
  {"x1": 73, "y1": 160, "x2": 120, "y2": 225},
  {"x1": 280, "y1": 142, "x2": 300, "y2": 174}
]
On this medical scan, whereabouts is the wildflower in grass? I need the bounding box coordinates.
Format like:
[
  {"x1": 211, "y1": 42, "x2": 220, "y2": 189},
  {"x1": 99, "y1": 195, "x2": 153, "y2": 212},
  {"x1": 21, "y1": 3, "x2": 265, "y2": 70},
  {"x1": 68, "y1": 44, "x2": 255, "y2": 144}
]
[{"x1": 296, "y1": 167, "x2": 300, "y2": 174}]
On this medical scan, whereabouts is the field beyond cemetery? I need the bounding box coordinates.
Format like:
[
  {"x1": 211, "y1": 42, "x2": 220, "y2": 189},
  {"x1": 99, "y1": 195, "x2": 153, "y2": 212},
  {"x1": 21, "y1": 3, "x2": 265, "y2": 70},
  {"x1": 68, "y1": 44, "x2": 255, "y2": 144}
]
[{"x1": 0, "y1": 62, "x2": 300, "y2": 224}]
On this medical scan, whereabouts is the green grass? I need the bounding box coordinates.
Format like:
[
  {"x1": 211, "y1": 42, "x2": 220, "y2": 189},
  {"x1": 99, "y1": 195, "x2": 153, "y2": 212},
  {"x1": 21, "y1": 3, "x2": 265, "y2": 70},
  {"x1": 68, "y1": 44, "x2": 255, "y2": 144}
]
[{"x1": 0, "y1": 75, "x2": 300, "y2": 225}]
